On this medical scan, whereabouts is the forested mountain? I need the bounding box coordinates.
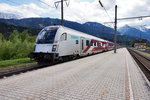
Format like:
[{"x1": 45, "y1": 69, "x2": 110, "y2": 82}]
[
  {"x1": 0, "y1": 22, "x2": 40, "y2": 38},
  {"x1": 0, "y1": 18, "x2": 136, "y2": 45},
  {"x1": 118, "y1": 25, "x2": 150, "y2": 41}
]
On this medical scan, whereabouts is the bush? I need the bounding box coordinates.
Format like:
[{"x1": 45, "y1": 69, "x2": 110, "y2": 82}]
[{"x1": 0, "y1": 30, "x2": 36, "y2": 61}]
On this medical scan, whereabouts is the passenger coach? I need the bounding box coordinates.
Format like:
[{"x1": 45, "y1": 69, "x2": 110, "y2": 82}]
[{"x1": 29, "y1": 25, "x2": 114, "y2": 64}]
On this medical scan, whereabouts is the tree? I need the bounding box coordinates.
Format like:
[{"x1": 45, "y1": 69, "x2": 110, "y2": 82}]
[
  {"x1": 27, "y1": 36, "x2": 37, "y2": 43},
  {"x1": 9, "y1": 30, "x2": 19, "y2": 42},
  {"x1": 130, "y1": 40, "x2": 135, "y2": 47},
  {"x1": 20, "y1": 30, "x2": 29, "y2": 42},
  {"x1": 0, "y1": 33, "x2": 4, "y2": 41}
]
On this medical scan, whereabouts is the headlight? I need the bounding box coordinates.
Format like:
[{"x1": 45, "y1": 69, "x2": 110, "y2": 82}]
[{"x1": 52, "y1": 45, "x2": 57, "y2": 52}]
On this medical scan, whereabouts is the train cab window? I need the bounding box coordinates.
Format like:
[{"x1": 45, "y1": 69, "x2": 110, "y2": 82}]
[
  {"x1": 94, "y1": 42, "x2": 96, "y2": 46},
  {"x1": 36, "y1": 27, "x2": 58, "y2": 44},
  {"x1": 60, "y1": 33, "x2": 67, "y2": 41},
  {"x1": 76, "y1": 40, "x2": 78, "y2": 44},
  {"x1": 86, "y1": 40, "x2": 89, "y2": 46}
]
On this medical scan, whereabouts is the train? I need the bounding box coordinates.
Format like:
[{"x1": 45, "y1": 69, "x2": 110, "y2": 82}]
[{"x1": 29, "y1": 25, "x2": 114, "y2": 64}]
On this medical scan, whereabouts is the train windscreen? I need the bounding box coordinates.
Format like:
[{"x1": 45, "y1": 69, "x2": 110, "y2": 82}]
[{"x1": 36, "y1": 27, "x2": 58, "y2": 44}]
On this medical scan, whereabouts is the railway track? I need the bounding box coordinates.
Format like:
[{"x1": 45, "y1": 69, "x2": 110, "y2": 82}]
[
  {"x1": 128, "y1": 48, "x2": 150, "y2": 81},
  {"x1": 0, "y1": 50, "x2": 107, "y2": 79},
  {"x1": 0, "y1": 64, "x2": 47, "y2": 78}
]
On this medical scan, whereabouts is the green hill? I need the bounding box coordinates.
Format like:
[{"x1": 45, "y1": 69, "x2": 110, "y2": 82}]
[{"x1": 0, "y1": 22, "x2": 40, "y2": 38}]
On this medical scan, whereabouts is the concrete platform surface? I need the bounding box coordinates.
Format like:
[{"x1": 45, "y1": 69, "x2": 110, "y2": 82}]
[{"x1": 0, "y1": 48, "x2": 150, "y2": 100}]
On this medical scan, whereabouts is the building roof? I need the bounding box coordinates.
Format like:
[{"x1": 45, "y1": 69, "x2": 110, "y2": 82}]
[{"x1": 134, "y1": 39, "x2": 147, "y2": 43}]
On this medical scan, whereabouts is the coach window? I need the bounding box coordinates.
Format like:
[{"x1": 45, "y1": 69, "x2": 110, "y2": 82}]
[
  {"x1": 60, "y1": 33, "x2": 67, "y2": 41},
  {"x1": 103, "y1": 44, "x2": 105, "y2": 47},
  {"x1": 86, "y1": 40, "x2": 89, "y2": 46},
  {"x1": 94, "y1": 42, "x2": 96, "y2": 46},
  {"x1": 97, "y1": 42, "x2": 100, "y2": 46},
  {"x1": 90, "y1": 41, "x2": 93, "y2": 46},
  {"x1": 76, "y1": 40, "x2": 78, "y2": 44}
]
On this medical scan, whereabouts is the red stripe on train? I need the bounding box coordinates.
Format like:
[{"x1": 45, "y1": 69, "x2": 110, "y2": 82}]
[
  {"x1": 92, "y1": 46, "x2": 104, "y2": 52},
  {"x1": 83, "y1": 45, "x2": 91, "y2": 53}
]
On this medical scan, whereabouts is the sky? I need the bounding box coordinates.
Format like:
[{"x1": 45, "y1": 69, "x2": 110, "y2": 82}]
[{"x1": 0, "y1": 0, "x2": 150, "y2": 28}]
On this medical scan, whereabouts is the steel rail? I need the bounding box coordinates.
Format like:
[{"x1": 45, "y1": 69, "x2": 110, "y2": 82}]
[{"x1": 128, "y1": 49, "x2": 150, "y2": 74}]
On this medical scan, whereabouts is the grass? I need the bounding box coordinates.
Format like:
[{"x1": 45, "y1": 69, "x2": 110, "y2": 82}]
[{"x1": 0, "y1": 58, "x2": 35, "y2": 68}]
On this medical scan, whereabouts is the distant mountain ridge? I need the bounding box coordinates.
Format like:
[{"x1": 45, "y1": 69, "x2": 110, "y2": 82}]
[
  {"x1": 118, "y1": 25, "x2": 150, "y2": 41},
  {"x1": 0, "y1": 18, "x2": 136, "y2": 45},
  {"x1": 0, "y1": 12, "x2": 21, "y2": 19},
  {"x1": 134, "y1": 25, "x2": 148, "y2": 32}
]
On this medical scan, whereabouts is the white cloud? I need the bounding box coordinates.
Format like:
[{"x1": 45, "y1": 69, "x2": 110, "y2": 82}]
[
  {"x1": 0, "y1": 3, "x2": 46, "y2": 18},
  {"x1": 116, "y1": 0, "x2": 150, "y2": 27},
  {"x1": 0, "y1": 0, "x2": 150, "y2": 28}
]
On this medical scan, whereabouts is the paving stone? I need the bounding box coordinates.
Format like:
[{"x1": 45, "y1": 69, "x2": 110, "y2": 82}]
[{"x1": 0, "y1": 48, "x2": 149, "y2": 99}]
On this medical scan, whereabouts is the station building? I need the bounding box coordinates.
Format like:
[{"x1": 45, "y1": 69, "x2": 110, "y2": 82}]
[{"x1": 134, "y1": 39, "x2": 147, "y2": 49}]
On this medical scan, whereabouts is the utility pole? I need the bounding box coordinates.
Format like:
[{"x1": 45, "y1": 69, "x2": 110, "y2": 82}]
[
  {"x1": 54, "y1": 0, "x2": 69, "y2": 26},
  {"x1": 61, "y1": 0, "x2": 64, "y2": 26},
  {"x1": 114, "y1": 5, "x2": 117, "y2": 53},
  {"x1": 99, "y1": 0, "x2": 117, "y2": 53}
]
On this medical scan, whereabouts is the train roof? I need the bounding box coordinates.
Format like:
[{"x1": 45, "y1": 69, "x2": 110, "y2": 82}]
[{"x1": 44, "y1": 25, "x2": 113, "y2": 43}]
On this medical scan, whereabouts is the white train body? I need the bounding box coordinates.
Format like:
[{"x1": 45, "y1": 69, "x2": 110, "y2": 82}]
[{"x1": 30, "y1": 25, "x2": 114, "y2": 63}]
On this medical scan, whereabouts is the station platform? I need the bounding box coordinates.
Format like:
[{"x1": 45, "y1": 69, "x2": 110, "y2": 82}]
[{"x1": 0, "y1": 48, "x2": 150, "y2": 100}]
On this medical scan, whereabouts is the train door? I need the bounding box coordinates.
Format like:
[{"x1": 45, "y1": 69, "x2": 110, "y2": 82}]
[{"x1": 80, "y1": 37, "x2": 85, "y2": 55}]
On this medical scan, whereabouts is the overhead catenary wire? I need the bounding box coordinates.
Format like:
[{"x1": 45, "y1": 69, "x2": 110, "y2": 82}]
[
  {"x1": 117, "y1": 15, "x2": 150, "y2": 20},
  {"x1": 38, "y1": 0, "x2": 55, "y2": 8},
  {"x1": 99, "y1": 0, "x2": 113, "y2": 26},
  {"x1": 103, "y1": 15, "x2": 150, "y2": 24},
  {"x1": 103, "y1": 7, "x2": 113, "y2": 23},
  {"x1": 98, "y1": 0, "x2": 113, "y2": 24}
]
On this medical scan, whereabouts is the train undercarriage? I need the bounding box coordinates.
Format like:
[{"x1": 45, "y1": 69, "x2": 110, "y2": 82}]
[{"x1": 29, "y1": 52, "x2": 78, "y2": 65}]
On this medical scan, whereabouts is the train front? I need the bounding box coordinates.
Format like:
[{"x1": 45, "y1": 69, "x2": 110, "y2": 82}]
[{"x1": 29, "y1": 26, "x2": 60, "y2": 64}]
